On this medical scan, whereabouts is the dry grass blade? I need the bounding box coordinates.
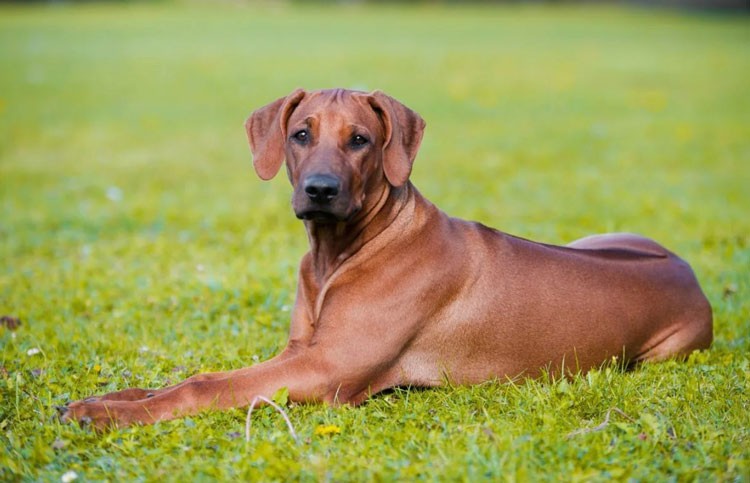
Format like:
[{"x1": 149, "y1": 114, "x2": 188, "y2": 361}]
[{"x1": 245, "y1": 396, "x2": 300, "y2": 444}]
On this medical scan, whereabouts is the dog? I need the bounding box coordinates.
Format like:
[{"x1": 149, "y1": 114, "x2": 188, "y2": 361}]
[{"x1": 61, "y1": 88, "x2": 712, "y2": 429}]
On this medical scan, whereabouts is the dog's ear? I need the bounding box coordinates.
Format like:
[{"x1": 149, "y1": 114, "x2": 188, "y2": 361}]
[
  {"x1": 245, "y1": 89, "x2": 306, "y2": 180},
  {"x1": 367, "y1": 91, "x2": 426, "y2": 188}
]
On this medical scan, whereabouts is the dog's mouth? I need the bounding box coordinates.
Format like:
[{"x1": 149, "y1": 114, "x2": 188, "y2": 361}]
[
  {"x1": 296, "y1": 210, "x2": 342, "y2": 223},
  {"x1": 295, "y1": 206, "x2": 361, "y2": 224}
]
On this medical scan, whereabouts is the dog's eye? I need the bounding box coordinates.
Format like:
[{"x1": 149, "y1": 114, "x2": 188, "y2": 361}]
[
  {"x1": 350, "y1": 134, "x2": 369, "y2": 148},
  {"x1": 292, "y1": 130, "x2": 309, "y2": 144}
]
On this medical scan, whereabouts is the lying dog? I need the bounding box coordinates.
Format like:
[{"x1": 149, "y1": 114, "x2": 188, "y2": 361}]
[{"x1": 61, "y1": 88, "x2": 712, "y2": 429}]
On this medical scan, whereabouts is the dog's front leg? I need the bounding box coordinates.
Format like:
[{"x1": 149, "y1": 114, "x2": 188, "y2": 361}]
[
  {"x1": 66, "y1": 343, "x2": 305, "y2": 404},
  {"x1": 73, "y1": 361, "x2": 294, "y2": 403},
  {"x1": 61, "y1": 352, "x2": 335, "y2": 430}
]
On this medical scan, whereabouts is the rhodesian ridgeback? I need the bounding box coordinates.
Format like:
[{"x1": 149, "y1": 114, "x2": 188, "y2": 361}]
[{"x1": 61, "y1": 88, "x2": 713, "y2": 429}]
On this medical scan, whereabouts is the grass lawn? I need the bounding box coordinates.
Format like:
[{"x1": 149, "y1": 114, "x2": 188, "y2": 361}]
[{"x1": 1, "y1": 1, "x2": 748, "y2": 480}]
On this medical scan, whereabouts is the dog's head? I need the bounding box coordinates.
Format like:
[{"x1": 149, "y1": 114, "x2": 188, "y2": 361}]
[{"x1": 245, "y1": 89, "x2": 425, "y2": 223}]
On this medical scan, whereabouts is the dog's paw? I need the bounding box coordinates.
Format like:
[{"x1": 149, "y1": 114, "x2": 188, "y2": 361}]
[{"x1": 57, "y1": 400, "x2": 133, "y2": 431}]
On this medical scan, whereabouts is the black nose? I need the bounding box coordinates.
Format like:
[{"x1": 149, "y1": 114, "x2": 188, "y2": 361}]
[{"x1": 303, "y1": 174, "x2": 340, "y2": 204}]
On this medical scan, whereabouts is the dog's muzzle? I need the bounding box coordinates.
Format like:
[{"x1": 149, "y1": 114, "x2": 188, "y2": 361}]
[
  {"x1": 294, "y1": 174, "x2": 356, "y2": 223},
  {"x1": 303, "y1": 174, "x2": 340, "y2": 204}
]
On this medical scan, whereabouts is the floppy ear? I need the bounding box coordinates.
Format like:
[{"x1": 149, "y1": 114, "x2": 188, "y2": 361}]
[
  {"x1": 367, "y1": 91, "x2": 426, "y2": 187},
  {"x1": 245, "y1": 89, "x2": 306, "y2": 180}
]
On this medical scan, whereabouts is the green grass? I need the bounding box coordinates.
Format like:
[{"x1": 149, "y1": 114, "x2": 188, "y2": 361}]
[{"x1": 1, "y1": 1, "x2": 749, "y2": 480}]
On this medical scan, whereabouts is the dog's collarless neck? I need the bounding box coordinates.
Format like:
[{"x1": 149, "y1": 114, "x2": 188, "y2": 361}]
[{"x1": 304, "y1": 182, "x2": 413, "y2": 284}]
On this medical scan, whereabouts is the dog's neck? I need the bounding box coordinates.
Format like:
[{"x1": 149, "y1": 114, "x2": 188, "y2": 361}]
[{"x1": 304, "y1": 182, "x2": 412, "y2": 283}]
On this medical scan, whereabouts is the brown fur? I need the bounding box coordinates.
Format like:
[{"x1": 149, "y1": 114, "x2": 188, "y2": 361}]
[{"x1": 61, "y1": 89, "x2": 712, "y2": 429}]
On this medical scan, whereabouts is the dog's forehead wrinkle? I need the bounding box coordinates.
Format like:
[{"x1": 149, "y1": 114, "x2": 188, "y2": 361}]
[
  {"x1": 293, "y1": 90, "x2": 377, "y2": 131},
  {"x1": 294, "y1": 108, "x2": 375, "y2": 140}
]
